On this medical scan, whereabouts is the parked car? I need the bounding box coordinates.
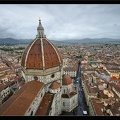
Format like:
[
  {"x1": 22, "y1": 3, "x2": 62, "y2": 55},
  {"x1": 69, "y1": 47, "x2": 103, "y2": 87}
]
[{"x1": 82, "y1": 110, "x2": 88, "y2": 115}]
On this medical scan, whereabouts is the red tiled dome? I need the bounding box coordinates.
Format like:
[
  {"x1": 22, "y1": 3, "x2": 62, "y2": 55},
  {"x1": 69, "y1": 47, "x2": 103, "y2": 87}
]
[
  {"x1": 110, "y1": 76, "x2": 117, "y2": 81},
  {"x1": 21, "y1": 19, "x2": 62, "y2": 69},
  {"x1": 62, "y1": 75, "x2": 72, "y2": 85},
  {"x1": 21, "y1": 38, "x2": 62, "y2": 69},
  {"x1": 49, "y1": 81, "x2": 60, "y2": 89}
]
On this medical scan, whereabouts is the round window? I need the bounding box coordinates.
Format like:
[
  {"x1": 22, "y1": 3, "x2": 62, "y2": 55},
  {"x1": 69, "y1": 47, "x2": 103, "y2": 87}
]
[
  {"x1": 34, "y1": 76, "x2": 38, "y2": 80},
  {"x1": 51, "y1": 74, "x2": 55, "y2": 78}
]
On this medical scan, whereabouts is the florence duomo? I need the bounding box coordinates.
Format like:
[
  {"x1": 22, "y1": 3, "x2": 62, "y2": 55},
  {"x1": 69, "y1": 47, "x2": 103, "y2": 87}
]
[
  {"x1": 0, "y1": 18, "x2": 78, "y2": 116},
  {"x1": 0, "y1": 5, "x2": 120, "y2": 116}
]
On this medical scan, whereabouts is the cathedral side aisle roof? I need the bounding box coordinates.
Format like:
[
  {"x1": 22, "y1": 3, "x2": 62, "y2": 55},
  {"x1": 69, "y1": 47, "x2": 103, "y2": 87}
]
[
  {"x1": 0, "y1": 80, "x2": 44, "y2": 116},
  {"x1": 35, "y1": 93, "x2": 54, "y2": 116}
]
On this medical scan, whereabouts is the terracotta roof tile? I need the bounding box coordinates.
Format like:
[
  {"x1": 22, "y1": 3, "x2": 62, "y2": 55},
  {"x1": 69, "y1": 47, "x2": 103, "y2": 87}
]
[
  {"x1": 99, "y1": 90, "x2": 108, "y2": 99},
  {"x1": 62, "y1": 94, "x2": 69, "y2": 98},
  {"x1": 68, "y1": 92, "x2": 77, "y2": 97},
  {"x1": 21, "y1": 38, "x2": 62, "y2": 69},
  {"x1": 110, "y1": 76, "x2": 118, "y2": 81},
  {"x1": 85, "y1": 81, "x2": 99, "y2": 94},
  {"x1": 49, "y1": 81, "x2": 60, "y2": 89},
  {"x1": 62, "y1": 92, "x2": 77, "y2": 98},
  {"x1": 0, "y1": 80, "x2": 44, "y2": 116},
  {"x1": 110, "y1": 102, "x2": 120, "y2": 115},
  {"x1": 35, "y1": 93, "x2": 54, "y2": 116},
  {"x1": 62, "y1": 75, "x2": 72, "y2": 85},
  {"x1": 90, "y1": 98, "x2": 104, "y2": 116},
  {"x1": 0, "y1": 83, "x2": 30, "y2": 115}
]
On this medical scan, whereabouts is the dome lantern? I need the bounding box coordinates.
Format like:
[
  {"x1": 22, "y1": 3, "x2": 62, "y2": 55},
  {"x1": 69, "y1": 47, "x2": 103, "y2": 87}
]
[{"x1": 36, "y1": 18, "x2": 46, "y2": 38}]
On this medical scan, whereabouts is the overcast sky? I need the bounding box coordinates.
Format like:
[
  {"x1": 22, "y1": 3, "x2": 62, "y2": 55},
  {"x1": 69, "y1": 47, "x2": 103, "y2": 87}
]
[{"x1": 0, "y1": 4, "x2": 120, "y2": 41}]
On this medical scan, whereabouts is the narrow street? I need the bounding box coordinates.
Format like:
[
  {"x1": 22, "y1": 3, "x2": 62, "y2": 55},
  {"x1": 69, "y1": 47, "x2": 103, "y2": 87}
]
[
  {"x1": 74, "y1": 61, "x2": 89, "y2": 116},
  {"x1": 74, "y1": 78, "x2": 89, "y2": 116}
]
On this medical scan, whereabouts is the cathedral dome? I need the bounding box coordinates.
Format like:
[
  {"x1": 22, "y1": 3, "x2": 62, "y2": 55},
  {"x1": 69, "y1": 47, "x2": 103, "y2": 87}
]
[
  {"x1": 21, "y1": 19, "x2": 62, "y2": 69},
  {"x1": 62, "y1": 75, "x2": 72, "y2": 85}
]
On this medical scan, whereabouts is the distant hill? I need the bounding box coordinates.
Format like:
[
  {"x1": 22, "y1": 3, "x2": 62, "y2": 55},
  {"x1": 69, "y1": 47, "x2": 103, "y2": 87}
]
[
  {"x1": 0, "y1": 38, "x2": 32, "y2": 45},
  {"x1": 52, "y1": 38, "x2": 120, "y2": 44},
  {"x1": 0, "y1": 38, "x2": 20, "y2": 44},
  {"x1": 0, "y1": 38, "x2": 119, "y2": 45}
]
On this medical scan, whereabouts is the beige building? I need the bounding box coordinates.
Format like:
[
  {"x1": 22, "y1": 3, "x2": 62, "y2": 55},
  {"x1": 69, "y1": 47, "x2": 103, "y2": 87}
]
[{"x1": 108, "y1": 71, "x2": 120, "y2": 79}]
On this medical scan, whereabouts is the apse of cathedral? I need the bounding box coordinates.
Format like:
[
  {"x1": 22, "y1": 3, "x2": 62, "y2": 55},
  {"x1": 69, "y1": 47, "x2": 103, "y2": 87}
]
[{"x1": 0, "y1": 19, "x2": 78, "y2": 116}]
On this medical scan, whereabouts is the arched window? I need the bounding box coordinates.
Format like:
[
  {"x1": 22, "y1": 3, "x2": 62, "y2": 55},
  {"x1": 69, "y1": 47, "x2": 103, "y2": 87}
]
[
  {"x1": 41, "y1": 93, "x2": 43, "y2": 97},
  {"x1": 30, "y1": 111, "x2": 33, "y2": 116},
  {"x1": 64, "y1": 89, "x2": 65, "y2": 93}
]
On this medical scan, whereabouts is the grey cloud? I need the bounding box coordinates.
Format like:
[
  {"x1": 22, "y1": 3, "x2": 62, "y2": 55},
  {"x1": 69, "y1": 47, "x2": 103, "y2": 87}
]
[{"x1": 0, "y1": 4, "x2": 120, "y2": 40}]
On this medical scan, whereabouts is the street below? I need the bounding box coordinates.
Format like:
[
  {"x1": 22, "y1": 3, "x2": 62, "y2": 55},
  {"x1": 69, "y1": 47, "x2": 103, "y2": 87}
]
[{"x1": 60, "y1": 62, "x2": 89, "y2": 116}]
